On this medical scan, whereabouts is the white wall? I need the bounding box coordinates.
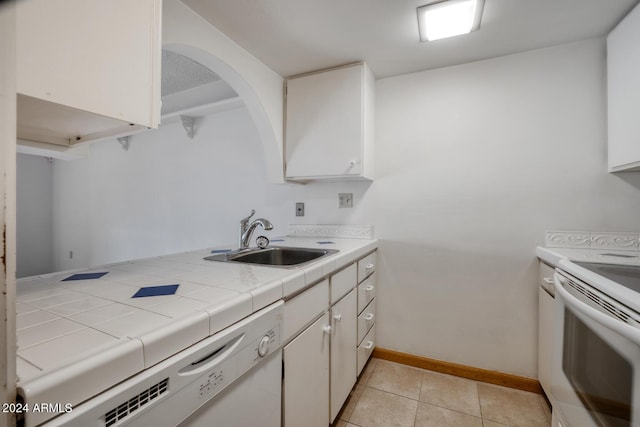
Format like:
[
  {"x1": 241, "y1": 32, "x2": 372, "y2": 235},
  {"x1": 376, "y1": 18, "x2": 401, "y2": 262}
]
[
  {"x1": 373, "y1": 38, "x2": 640, "y2": 377},
  {"x1": 26, "y1": 37, "x2": 640, "y2": 379},
  {"x1": 51, "y1": 105, "x2": 371, "y2": 270},
  {"x1": 16, "y1": 154, "x2": 52, "y2": 277}
]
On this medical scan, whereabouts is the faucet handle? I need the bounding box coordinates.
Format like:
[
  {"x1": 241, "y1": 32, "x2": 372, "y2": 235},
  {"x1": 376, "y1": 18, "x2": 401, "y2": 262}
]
[{"x1": 241, "y1": 209, "x2": 256, "y2": 225}]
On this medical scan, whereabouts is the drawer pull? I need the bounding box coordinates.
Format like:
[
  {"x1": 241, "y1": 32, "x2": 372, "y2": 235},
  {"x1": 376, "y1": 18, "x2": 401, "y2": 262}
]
[
  {"x1": 364, "y1": 313, "x2": 374, "y2": 321},
  {"x1": 333, "y1": 313, "x2": 342, "y2": 322},
  {"x1": 365, "y1": 285, "x2": 374, "y2": 292},
  {"x1": 364, "y1": 341, "x2": 374, "y2": 350},
  {"x1": 365, "y1": 263, "x2": 374, "y2": 272},
  {"x1": 323, "y1": 325, "x2": 332, "y2": 335},
  {"x1": 543, "y1": 277, "x2": 554, "y2": 284}
]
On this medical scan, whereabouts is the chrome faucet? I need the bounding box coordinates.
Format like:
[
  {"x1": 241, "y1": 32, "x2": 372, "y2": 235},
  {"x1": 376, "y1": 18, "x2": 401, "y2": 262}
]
[{"x1": 239, "y1": 209, "x2": 273, "y2": 249}]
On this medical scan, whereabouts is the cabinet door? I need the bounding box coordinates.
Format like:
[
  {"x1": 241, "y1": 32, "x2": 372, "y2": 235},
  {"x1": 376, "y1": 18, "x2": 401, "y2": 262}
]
[
  {"x1": 283, "y1": 312, "x2": 330, "y2": 427},
  {"x1": 538, "y1": 286, "x2": 554, "y2": 401},
  {"x1": 286, "y1": 64, "x2": 365, "y2": 179},
  {"x1": 607, "y1": 2, "x2": 640, "y2": 171},
  {"x1": 330, "y1": 289, "x2": 358, "y2": 423},
  {"x1": 16, "y1": 0, "x2": 161, "y2": 131}
]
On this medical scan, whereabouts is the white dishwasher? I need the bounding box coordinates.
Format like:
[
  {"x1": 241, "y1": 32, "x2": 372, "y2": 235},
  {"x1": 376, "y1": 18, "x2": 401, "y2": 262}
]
[{"x1": 41, "y1": 301, "x2": 283, "y2": 427}]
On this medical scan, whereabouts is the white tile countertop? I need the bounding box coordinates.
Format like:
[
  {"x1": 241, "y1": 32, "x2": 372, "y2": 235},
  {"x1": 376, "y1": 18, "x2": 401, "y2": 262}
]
[{"x1": 16, "y1": 236, "x2": 377, "y2": 420}]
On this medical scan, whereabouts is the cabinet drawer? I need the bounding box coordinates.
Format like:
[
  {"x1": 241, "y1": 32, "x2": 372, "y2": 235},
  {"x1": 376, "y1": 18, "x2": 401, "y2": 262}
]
[
  {"x1": 331, "y1": 264, "x2": 357, "y2": 305},
  {"x1": 357, "y1": 252, "x2": 376, "y2": 283},
  {"x1": 357, "y1": 300, "x2": 375, "y2": 345},
  {"x1": 283, "y1": 279, "x2": 329, "y2": 342},
  {"x1": 357, "y1": 275, "x2": 376, "y2": 314},
  {"x1": 357, "y1": 324, "x2": 375, "y2": 376}
]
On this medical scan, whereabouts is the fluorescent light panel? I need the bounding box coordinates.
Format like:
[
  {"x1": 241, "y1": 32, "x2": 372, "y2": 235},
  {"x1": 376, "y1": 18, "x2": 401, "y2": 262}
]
[{"x1": 418, "y1": 0, "x2": 484, "y2": 41}]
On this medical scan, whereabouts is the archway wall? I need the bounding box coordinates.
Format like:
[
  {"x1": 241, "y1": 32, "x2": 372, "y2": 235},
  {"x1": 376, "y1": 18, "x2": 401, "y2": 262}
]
[{"x1": 163, "y1": 0, "x2": 285, "y2": 183}]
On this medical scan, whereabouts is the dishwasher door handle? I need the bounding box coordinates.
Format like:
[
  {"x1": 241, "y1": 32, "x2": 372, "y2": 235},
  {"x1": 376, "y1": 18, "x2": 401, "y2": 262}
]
[{"x1": 178, "y1": 333, "x2": 245, "y2": 376}]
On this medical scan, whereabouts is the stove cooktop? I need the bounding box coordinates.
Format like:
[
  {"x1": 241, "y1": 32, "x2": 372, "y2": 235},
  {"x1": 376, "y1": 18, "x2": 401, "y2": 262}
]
[{"x1": 574, "y1": 261, "x2": 640, "y2": 294}]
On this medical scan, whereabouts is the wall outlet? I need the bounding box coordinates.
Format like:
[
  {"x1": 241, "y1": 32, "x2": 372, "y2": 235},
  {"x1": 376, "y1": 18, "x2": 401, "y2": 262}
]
[
  {"x1": 339, "y1": 193, "x2": 353, "y2": 208},
  {"x1": 296, "y1": 202, "x2": 305, "y2": 216}
]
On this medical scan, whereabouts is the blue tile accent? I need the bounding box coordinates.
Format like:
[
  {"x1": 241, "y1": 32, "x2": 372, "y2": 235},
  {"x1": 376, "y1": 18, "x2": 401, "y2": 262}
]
[
  {"x1": 62, "y1": 272, "x2": 109, "y2": 281},
  {"x1": 210, "y1": 249, "x2": 232, "y2": 254},
  {"x1": 316, "y1": 241, "x2": 335, "y2": 244},
  {"x1": 132, "y1": 284, "x2": 179, "y2": 298}
]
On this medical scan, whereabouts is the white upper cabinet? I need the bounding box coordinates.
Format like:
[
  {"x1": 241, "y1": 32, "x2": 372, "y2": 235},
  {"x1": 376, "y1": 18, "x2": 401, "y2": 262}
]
[
  {"x1": 16, "y1": 0, "x2": 162, "y2": 147},
  {"x1": 285, "y1": 62, "x2": 374, "y2": 181},
  {"x1": 607, "y1": 2, "x2": 640, "y2": 172}
]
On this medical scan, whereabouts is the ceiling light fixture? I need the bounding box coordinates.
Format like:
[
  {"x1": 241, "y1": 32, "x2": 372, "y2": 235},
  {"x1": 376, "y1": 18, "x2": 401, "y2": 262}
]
[{"x1": 417, "y1": 0, "x2": 484, "y2": 42}]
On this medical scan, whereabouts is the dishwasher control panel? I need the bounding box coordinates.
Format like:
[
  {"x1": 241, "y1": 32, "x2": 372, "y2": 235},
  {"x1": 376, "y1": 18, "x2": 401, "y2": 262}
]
[{"x1": 198, "y1": 370, "x2": 225, "y2": 399}]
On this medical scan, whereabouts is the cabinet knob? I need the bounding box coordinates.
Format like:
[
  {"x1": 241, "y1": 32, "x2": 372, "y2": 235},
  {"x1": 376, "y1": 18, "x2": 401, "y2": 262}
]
[
  {"x1": 364, "y1": 341, "x2": 374, "y2": 350},
  {"x1": 333, "y1": 313, "x2": 342, "y2": 322},
  {"x1": 323, "y1": 325, "x2": 332, "y2": 335},
  {"x1": 365, "y1": 285, "x2": 374, "y2": 292},
  {"x1": 543, "y1": 277, "x2": 554, "y2": 284},
  {"x1": 365, "y1": 263, "x2": 374, "y2": 272},
  {"x1": 364, "y1": 313, "x2": 374, "y2": 321},
  {"x1": 349, "y1": 160, "x2": 357, "y2": 167}
]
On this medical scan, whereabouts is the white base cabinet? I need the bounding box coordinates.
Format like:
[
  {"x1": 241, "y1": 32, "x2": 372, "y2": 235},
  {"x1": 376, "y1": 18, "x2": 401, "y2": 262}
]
[
  {"x1": 356, "y1": 254, "x2": 376, "y2": 375},
  {"x1": 282, "y1": 250, "x2": 376, "y2": 426},
  {"x1": 283, "y1": 313, "x2": 330, "y2": 427},
  {"x1": 330, "y1": 289, "x2": 357, "y2": 422}
]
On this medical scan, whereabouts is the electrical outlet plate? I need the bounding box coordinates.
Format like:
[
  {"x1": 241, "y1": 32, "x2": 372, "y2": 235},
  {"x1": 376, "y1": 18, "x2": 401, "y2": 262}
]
[
  {"x1": 296, "y1": 202, "x2": 305, "y2": 216},
  {"x1": 338, "y1": 193, "x2": 353, "y2": 208}
]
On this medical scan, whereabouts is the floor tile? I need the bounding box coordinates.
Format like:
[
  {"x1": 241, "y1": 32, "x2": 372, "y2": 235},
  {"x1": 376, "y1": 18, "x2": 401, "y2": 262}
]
[
  {"x1": 477, "y1": 383, "x2": 549, "y2": 427},
  {"x1": 539, "y1": 395, "x2": 552, "y2": 422},
  {"x1": 415, "y1": 402, "x2": 483, "y2": 427},
  {"x1": 420, "y1": 370, "x2": 481, "y2": 417},
  {"x1": 357, "y1": 357, "x2": 377, "y2": 386},
  {"x1": 349, "y1": 387, "x2": 418, "y2": 427},
  {"x1": 366, "y1": 359, "x2": 423, "y2": 399},
  {"x1": 338, "y1": 384, "x2": 364, "y2": 422}
]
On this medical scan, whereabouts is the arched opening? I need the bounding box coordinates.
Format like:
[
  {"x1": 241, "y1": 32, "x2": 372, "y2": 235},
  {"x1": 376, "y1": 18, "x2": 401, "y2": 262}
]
[{"x1": 162, "y1": 43, "x2": 283, "y2": 184}]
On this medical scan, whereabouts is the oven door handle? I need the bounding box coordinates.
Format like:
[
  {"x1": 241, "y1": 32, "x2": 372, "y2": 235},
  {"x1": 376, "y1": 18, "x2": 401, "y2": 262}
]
[{"x1": 555, "y1": 274, "x2": 640, "y2": 345}]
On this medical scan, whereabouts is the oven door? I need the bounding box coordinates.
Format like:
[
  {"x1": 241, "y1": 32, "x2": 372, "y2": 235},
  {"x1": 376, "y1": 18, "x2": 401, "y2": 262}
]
[{"x1": 553, "y1": 271, "x2": 640, "y2": 427}]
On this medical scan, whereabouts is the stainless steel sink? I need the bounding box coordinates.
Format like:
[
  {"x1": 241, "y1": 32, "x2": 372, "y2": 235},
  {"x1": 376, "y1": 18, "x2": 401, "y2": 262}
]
[{"x1": 204, "y1": 246, "x2": 338, "y2": 268}]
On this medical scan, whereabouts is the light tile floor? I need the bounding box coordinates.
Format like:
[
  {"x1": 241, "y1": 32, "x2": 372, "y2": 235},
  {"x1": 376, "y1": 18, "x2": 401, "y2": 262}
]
[{"x1": 333, "y1": 358, "x2": 552, "y2": 427}]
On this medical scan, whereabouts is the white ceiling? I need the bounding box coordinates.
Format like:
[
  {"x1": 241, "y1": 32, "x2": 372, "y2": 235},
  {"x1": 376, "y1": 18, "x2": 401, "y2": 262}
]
[{"x1": 182, "y1": 0, "x2": 639, "y2": 79}]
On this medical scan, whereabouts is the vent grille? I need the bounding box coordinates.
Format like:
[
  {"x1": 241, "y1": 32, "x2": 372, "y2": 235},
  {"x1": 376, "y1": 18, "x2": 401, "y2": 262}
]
[
  {"x1": 105, "y1": 378, "x2": 168, "y2": 427},
  {"x1": 565, "y1": 278, "x2": 631, "y2": 323}
]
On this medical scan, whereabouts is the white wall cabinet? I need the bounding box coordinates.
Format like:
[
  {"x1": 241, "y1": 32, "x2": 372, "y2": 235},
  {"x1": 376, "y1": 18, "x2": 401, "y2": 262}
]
[
  {"x1": 16, "y1": 0, "x2": 162, "y2": 147},
  {"x1": 285, "y1": 62, "x2": 374, "y2": 181},
  {"x1": 607, "y1": 2, "x2": 640, "y2": 172},
  {"x1": 282, "y1": 251, "x2": 376, "y2": 426}
]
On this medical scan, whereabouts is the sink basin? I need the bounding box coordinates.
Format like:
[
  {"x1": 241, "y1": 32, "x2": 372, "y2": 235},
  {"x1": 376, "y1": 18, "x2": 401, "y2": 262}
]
[{"x1": 204, "y1": 246, "x2": 338, "y2": 267}]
